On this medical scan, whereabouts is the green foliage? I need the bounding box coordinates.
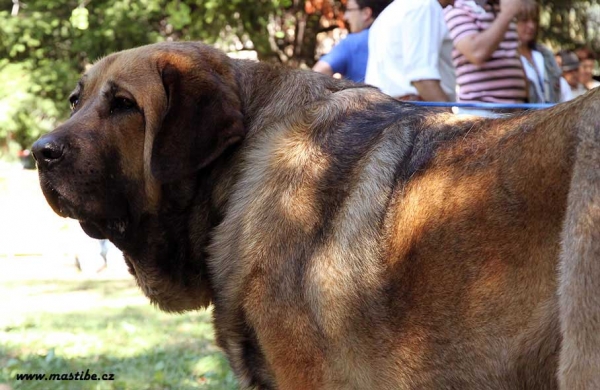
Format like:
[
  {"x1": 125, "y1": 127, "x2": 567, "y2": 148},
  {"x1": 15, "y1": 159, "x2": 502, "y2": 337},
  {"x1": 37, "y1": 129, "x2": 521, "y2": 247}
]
[{"x1": 0, "y1": 62, "x2": 63, "y2": 159}]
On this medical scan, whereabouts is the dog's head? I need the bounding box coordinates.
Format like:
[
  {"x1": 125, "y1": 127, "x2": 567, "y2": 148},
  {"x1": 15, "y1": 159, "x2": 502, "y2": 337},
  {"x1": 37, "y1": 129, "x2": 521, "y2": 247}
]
[{"x1": 32, "y1": 42, "x2": 245, "y2": 311}]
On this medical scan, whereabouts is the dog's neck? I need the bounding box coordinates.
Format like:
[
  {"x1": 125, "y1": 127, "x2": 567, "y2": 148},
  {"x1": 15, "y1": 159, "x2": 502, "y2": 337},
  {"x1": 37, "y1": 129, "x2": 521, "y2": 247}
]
[{"x1": 230, "y1": 59, "x2": 363, "y2": 136}]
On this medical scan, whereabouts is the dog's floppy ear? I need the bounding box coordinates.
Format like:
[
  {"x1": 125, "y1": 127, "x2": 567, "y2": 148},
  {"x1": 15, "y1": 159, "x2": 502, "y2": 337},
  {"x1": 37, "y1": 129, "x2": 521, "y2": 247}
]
[{"x1": 151, "y1": 48, "x2": 245, "y2": 182}]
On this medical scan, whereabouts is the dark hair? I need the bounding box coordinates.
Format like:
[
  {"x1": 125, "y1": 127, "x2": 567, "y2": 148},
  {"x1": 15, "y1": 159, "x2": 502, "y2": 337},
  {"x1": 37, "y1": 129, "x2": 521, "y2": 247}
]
[
  {"x1": 356, "y1": 0, "x2": 393, "y2": 19},
  {"x1": 576, "y1": 47, "x2": 597, "y2": 62}
]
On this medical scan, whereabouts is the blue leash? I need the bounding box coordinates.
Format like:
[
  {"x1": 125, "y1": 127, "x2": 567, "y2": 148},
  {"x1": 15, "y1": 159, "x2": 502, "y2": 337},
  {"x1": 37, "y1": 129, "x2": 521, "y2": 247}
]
[{"x1": 409, "y1": 101, "x2": 555, "y2": 110}]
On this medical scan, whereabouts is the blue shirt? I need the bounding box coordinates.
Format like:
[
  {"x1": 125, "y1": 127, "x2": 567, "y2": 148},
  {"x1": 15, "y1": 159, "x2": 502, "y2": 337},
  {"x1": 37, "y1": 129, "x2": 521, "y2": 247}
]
[{"x1": 320, "y1": 29, "x2": 369, "y2": 83}]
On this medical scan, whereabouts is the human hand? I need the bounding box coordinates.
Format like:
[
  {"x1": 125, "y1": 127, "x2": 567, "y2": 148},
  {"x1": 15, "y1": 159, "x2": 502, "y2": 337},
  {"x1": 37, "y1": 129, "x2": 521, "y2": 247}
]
[{"x1": 499, "y1": 0, "x2": 521, "y2": 18}]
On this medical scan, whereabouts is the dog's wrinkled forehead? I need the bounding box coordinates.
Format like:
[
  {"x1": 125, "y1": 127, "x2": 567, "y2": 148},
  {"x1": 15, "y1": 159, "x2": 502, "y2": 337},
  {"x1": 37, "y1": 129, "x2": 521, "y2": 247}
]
[
  {"x1": 76, "y1": 50, "x2": 167, "y2": 107},
  {"x1": 74, "y1": 42, "x2": 232, "y2": 109}
]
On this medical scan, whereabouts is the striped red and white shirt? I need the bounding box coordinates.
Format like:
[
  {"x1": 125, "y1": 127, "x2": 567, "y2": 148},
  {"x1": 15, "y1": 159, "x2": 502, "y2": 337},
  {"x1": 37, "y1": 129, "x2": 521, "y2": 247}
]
[{"x1": 444, "y1": 0, "x2": 527, "y2": 103}]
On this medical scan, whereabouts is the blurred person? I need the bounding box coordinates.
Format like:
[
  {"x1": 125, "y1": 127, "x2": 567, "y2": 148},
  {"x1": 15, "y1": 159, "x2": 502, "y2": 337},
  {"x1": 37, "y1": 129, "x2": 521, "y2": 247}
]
[
  {"x1": 444, "y1": 0, "x2": 527, "y2": 117},
  {"x1": 555, "y1": 51, "x2": 562, "y2": 68},
  {"x1": 312, "y1": 0, "x2": 392, "y2": 83},
  {"x1": 575, "y1": 47, "x2": 600, "y2": 90},
  {"x1": 365, "y1": 0, "x2": 456, "y2": 102},
  {"x1": 559, "y1": 50, "x2": 587, "y2": 98},
  {"x1": 516, "y1": 0, "x2": 572, "y2": 103}
]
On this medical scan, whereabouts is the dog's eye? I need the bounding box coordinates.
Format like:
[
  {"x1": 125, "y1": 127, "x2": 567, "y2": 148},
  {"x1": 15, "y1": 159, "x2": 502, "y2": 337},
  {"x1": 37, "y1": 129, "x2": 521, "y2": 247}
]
[
  {"x1": 69, "y1": 95, "x2": 79, "y2": 111},
  {"x1": 111, "y1": 97, "x2": 136, "y2": 114}
]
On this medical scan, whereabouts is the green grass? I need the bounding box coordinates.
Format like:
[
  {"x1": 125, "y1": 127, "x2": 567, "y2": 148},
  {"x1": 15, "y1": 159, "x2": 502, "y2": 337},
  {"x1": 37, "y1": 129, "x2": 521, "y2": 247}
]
[{"x1": 0, "y1": 279, "x2": 237, "y2": 390}]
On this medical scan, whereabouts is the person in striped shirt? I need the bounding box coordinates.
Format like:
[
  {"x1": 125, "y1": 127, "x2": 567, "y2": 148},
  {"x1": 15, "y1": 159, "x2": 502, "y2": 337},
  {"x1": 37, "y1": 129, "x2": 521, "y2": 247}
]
[{"x1": 444, "y1": 0, "x2": 527, "y2": 116}]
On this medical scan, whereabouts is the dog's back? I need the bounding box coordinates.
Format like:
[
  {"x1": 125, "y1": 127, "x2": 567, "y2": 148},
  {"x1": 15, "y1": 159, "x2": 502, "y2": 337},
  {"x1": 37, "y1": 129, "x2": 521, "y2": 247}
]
[
  {"x1": 558, "y1": 88, "x2": 600, "y2": 389},
  {"x1": 209, "y1": 77, "x2": 582, "y2": 388}
]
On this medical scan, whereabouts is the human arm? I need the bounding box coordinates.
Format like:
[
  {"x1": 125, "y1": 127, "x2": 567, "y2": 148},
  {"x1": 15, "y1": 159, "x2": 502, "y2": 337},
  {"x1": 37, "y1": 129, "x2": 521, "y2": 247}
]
[
  {"x1": 452, "y1": 0, "x2": 520, "y2": 66},
  {"x1": 412, "y1": 80, "x2": 450, "y2": 102},
  {"x1": 402, "y1": 3, "x2": 451, "y2": 102},
  {"x1": 312, "y1": 38, "x2": 350, "y2": 78},
  {"x1": 312, "y1": 60, "x2": 334, "y2": 76}
]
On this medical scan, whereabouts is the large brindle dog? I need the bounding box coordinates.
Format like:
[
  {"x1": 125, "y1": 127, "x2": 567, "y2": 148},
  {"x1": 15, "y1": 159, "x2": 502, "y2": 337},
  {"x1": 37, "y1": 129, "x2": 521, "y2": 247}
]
[{"x1": 32, "y1": 42, "x2": 599, "y2": 389}]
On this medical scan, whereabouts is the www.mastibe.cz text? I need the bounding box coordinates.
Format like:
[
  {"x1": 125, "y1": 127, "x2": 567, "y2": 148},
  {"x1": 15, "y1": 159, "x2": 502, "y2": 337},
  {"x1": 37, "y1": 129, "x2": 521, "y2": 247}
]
[{"x1": 16, "y1": 369, "x2": 115, "y2": 381}]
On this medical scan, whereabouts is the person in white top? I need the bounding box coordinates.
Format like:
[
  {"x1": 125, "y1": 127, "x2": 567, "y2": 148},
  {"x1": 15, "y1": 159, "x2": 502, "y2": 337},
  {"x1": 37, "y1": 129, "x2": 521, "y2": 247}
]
[
  {"x1": 559, "y1": 50, "x2": 587, "y2": 99},
  {"x1": 365, "y1": 0, "x2": 456, "y2": 102},
  {"x1": 576, "y1": 47, "x2": 600, "y2": 91},
  {"x1": 516, "y1": 0, "x2": 572, "y2": 103}
]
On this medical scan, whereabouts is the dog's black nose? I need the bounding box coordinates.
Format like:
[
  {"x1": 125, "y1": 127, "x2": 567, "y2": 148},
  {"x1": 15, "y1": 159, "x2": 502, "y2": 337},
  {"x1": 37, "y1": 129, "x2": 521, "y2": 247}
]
[{"x1": 32, "y1": 135, "x2": 65, "y2": 168}]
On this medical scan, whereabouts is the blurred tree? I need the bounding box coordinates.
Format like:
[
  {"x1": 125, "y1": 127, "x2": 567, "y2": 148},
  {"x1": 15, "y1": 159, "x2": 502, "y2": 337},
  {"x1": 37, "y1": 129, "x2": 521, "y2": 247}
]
[
  {"x1": 0, "y1": 0, "x2": 598, "y2": 155},
  {"x1": 539, "y1": 0, "x2": 600, "y2": 52}
]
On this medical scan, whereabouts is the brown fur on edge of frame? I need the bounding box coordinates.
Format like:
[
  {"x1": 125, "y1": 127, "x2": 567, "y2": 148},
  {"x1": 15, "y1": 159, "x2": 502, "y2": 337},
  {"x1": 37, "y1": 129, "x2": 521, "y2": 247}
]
[{"x1": 32, "y1": 41, "x2": 600, "y2": 389}]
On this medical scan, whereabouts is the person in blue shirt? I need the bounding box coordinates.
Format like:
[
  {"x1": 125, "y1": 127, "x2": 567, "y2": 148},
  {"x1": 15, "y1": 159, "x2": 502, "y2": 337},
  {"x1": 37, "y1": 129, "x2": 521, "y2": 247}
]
[{"x1": 312, "y1": 0, "x2": 392, "y2": 83}]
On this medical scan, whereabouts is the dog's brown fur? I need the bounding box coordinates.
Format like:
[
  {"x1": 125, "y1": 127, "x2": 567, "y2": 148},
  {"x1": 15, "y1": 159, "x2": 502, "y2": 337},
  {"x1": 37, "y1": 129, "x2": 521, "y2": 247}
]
[
  {"x1": 32, "y1": 41, "x2": 600, "y2": 389},
  {"x1": 558, "y1": 112, "x2": 600, "y2": 389}
]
